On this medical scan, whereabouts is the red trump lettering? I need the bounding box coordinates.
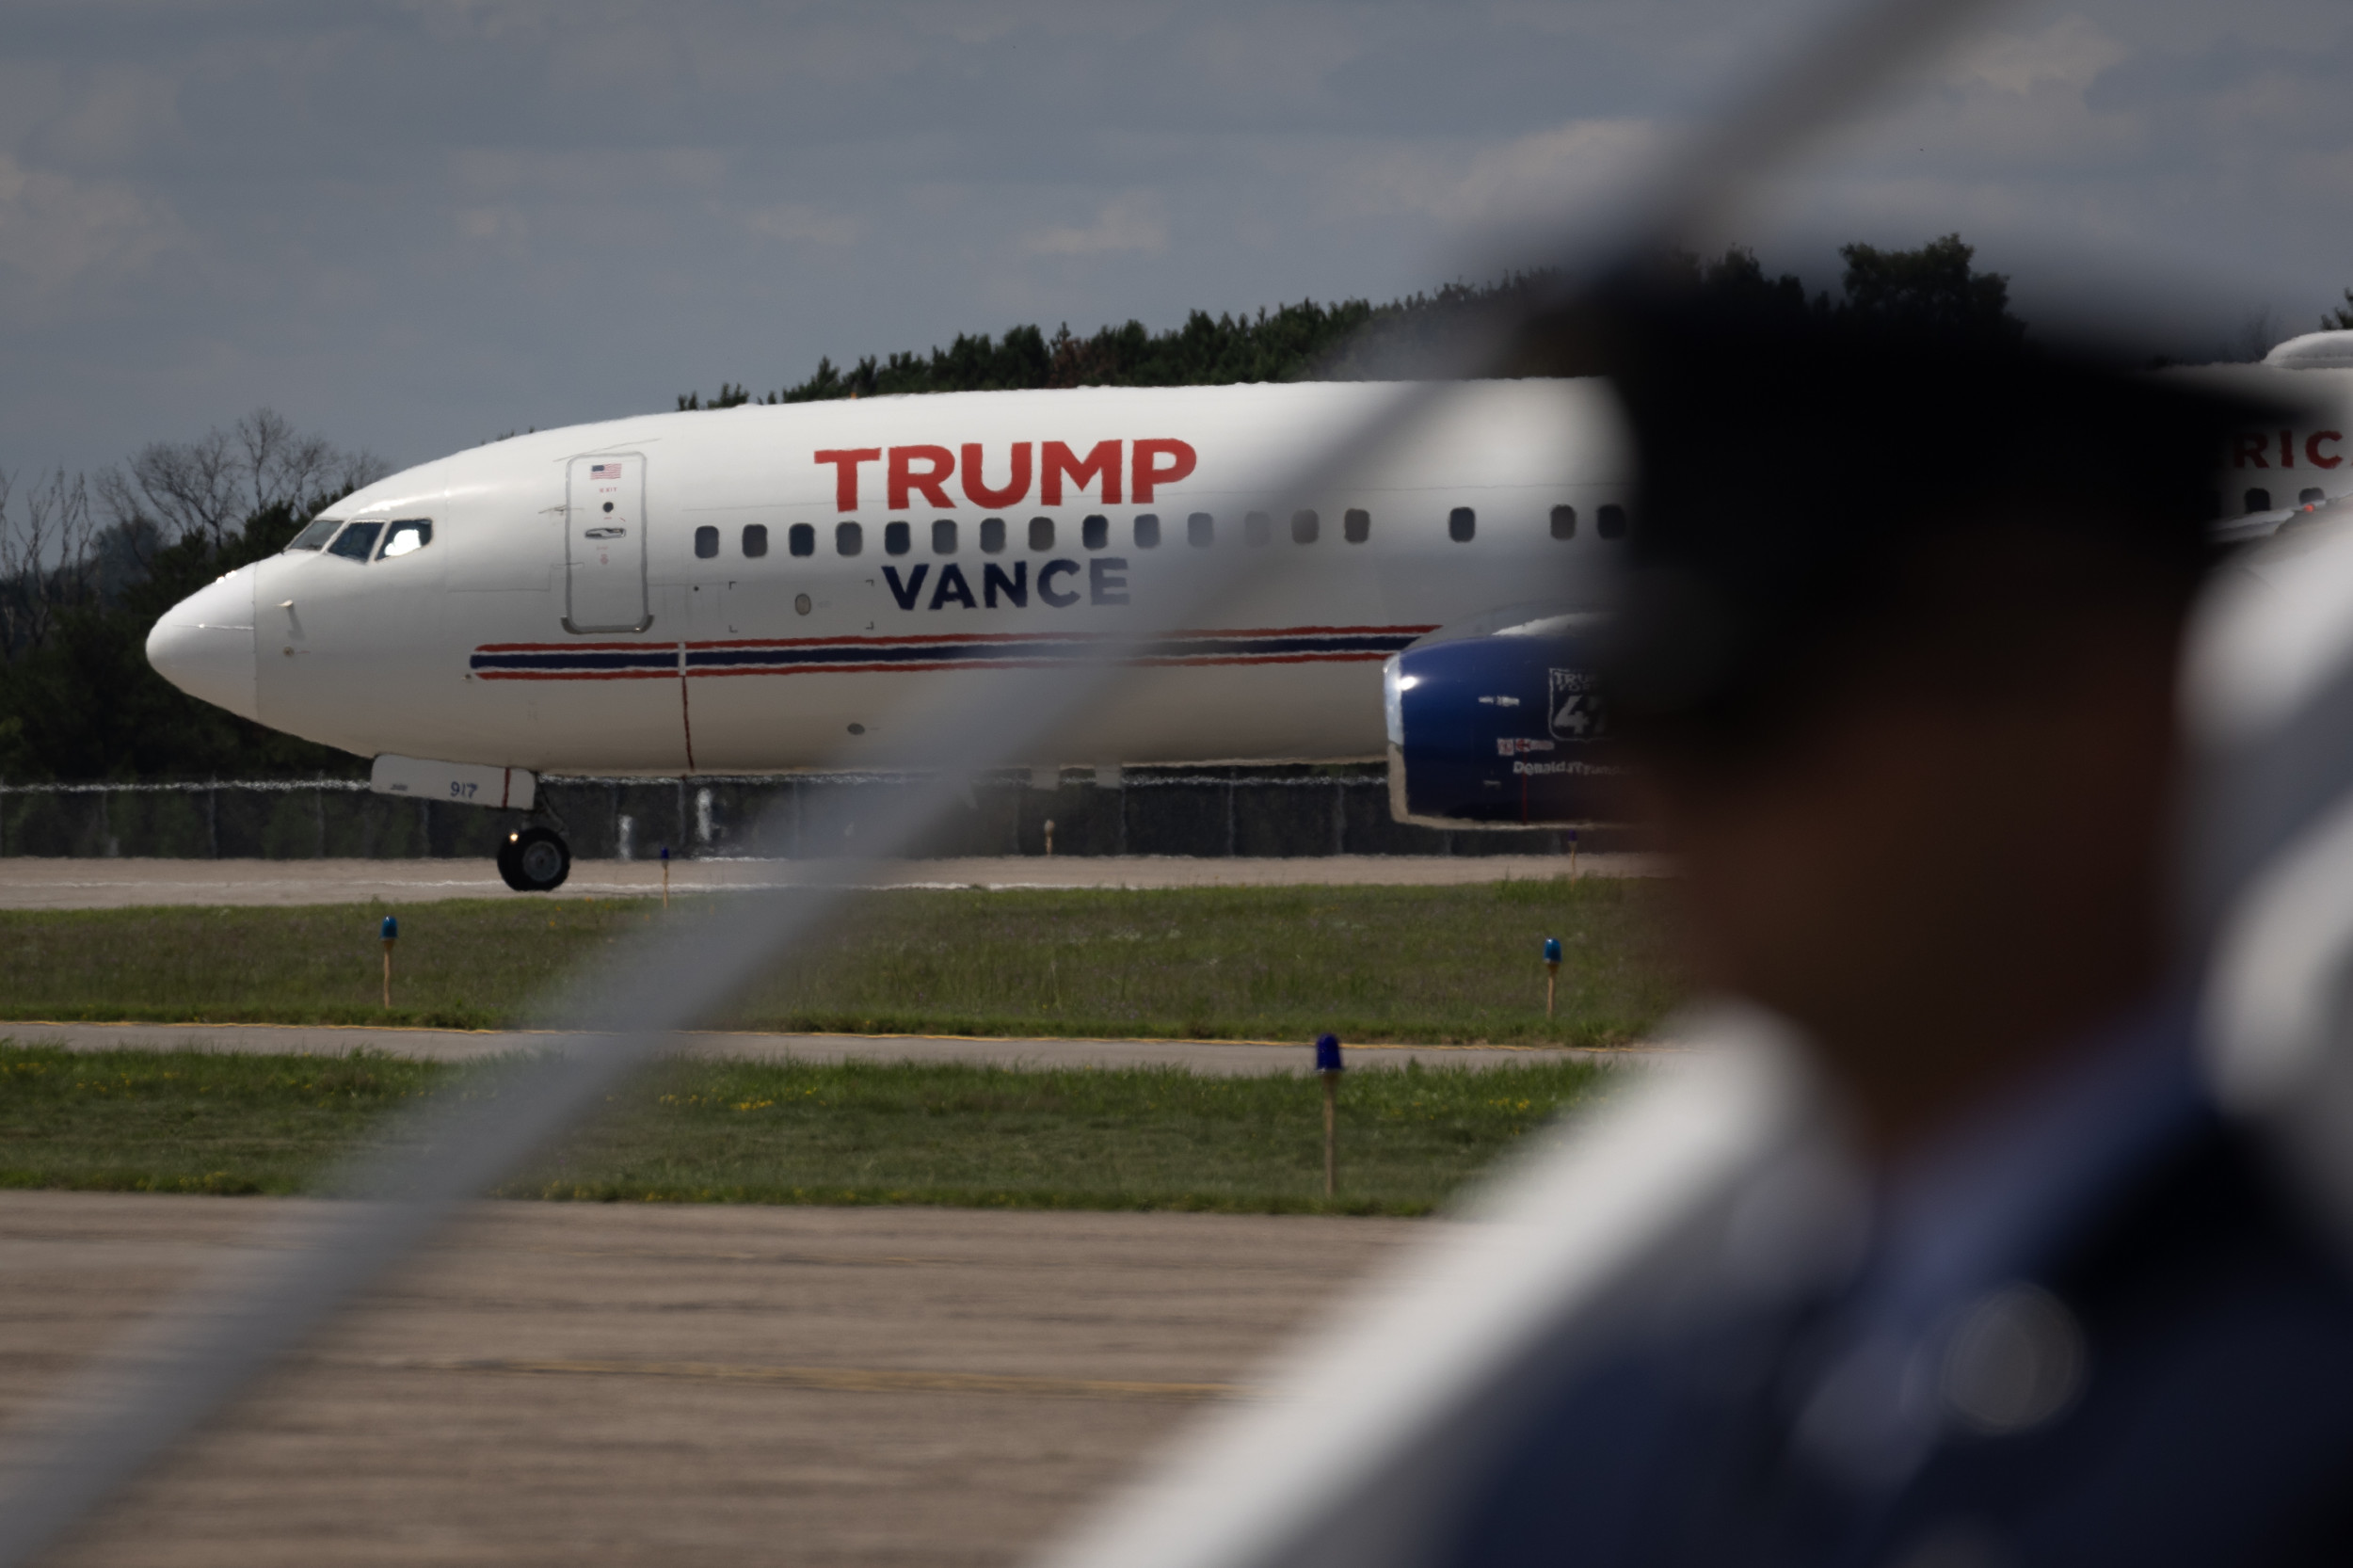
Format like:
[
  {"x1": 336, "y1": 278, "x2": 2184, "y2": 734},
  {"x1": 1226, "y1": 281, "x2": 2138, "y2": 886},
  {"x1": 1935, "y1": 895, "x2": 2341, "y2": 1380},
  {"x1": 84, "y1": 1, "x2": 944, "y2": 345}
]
[
  {"x1": 1043, "y1": 440, "x2": 1122, "y2": 505},
  {"x1": 814, "y1": 448, "x2": 881, "y2": 510},
  {"x1": 889, "y1": 445, "x2": 957, "y2": 509},
  {"x1": 1133, "y1": 439, "x2": 1197, "y2": 502},
  {"x1": 962, "y1": 442, "x2": 1032, "y2": 507}
]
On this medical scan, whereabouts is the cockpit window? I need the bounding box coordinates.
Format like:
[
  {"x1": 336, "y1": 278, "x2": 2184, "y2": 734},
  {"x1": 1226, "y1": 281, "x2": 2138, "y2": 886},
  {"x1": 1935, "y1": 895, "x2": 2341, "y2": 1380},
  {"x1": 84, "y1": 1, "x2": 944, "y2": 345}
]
[
  {"x1": 327, "y1": 521, "x2": 383, "y2": 561},
  {"x1": 379, "y1": 520, "x2": 432, "y2": 559},
  {"x1": 286, "y1": 517, "x2": 342, "y2": 552}
]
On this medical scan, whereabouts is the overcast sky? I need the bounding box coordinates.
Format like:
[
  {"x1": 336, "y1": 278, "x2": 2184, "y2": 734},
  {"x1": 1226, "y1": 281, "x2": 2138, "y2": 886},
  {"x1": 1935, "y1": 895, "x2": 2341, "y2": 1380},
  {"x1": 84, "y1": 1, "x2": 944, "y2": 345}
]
[{"x1": 4, "y1": 0, "x2": 2350, "y2": 478}]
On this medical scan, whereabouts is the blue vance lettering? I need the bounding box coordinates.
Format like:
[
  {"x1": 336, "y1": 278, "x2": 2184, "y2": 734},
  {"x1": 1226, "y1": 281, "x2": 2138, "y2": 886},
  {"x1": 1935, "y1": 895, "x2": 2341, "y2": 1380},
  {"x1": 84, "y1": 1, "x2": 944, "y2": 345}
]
[
  {"x1": 1038, "y1": 559, "x2": 1081, "y2": 608},
  {"x1": 1089, "y1": 557, "x2": 1128, "y2": 605},
  {"x1": 984, "y1": 561, "x2": 1028, "y2": 608},
  {"x1": 929, "y1": 563, "x2": 977, "y2": 610},
  {"x1": 882, "y1": 564, "x2": 930, "y2": 610}
]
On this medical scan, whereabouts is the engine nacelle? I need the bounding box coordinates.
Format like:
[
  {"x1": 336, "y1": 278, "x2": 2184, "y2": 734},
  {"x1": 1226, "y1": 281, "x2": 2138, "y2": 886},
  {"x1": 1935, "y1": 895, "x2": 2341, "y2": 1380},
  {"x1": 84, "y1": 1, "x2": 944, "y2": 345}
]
[{"x1": 1383, "y1": 608, "x2": 1623, "y2": 828}]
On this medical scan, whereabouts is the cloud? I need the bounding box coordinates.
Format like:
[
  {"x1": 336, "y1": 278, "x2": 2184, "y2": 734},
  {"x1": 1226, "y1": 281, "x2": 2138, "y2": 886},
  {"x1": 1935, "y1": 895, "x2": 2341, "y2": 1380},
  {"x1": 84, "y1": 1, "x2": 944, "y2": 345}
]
[
  {"x1": 1311, "y1": 118, "x2": 1664, "y2": 231},
  {"x1": 1944, "y1": 15, "x2": 2128, "y2": 96},
  {"x1": 1440, "y1": 120, "x2": 1666, "y2": 227},
  {"x1": 449, "y1": 146, "x2": 729, "y2": 198},
  {"x1": 456, "y1": 202, "x2": 530, "y2": 246},
  {"x1": 30, "y1": 64, "x2": 184, "y2": 169},
  {"x1": 8, "y1": 0, "x2": 2353, "y2": 477},
  {"x1": 744, "y1": 201, "x2": 865, "y2": 247},
  {"x1": 0, "y1": 152, "x2": 181, "y2": 304},
  {"x1": 1023, "y1": 195, "x2": 1169, "y2": 257}
]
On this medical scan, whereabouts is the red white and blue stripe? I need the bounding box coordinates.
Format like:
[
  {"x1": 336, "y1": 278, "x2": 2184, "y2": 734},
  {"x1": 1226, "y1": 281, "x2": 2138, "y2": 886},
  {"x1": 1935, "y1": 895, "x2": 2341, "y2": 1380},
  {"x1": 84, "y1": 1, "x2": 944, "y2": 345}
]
[{"x1": 470, "y1": 625, "x2": 1433, "y2": 681}]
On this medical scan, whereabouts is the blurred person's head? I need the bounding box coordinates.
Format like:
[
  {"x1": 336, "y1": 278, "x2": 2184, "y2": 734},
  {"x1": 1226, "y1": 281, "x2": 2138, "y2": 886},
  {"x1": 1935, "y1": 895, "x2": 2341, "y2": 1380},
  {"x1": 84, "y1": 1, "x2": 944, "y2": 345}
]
[{"x1": 1603, "y1": 302, "x2": 2263, "y2": 1155}]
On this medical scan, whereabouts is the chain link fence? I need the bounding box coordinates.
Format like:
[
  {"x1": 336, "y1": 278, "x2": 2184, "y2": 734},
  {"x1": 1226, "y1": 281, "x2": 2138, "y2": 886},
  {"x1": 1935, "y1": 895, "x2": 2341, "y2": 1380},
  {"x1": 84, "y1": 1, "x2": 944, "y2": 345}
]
[{"x1": 0, "y1": 765, "x2": 1607, "y2": 860}]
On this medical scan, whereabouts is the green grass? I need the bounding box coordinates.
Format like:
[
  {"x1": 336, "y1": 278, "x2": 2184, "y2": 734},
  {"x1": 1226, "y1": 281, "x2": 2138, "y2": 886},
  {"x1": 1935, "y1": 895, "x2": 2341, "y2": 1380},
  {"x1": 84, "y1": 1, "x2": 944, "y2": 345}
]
[
  {"x1": 0, "y1": 1045, "x2": 1618, "y2": 1215},
  {"x1": 0, "y1": 881, "x2": 1683, "y2": 1046},
  {"x1": 0, "y1": 1047, "x2": 446, "y2": 1196}
]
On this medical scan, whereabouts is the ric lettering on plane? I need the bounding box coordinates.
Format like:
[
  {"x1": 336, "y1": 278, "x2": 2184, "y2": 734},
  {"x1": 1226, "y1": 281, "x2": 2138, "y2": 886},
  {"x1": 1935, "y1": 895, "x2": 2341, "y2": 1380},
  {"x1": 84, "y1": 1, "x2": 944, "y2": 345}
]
[
  {"x1": 811, "y1": 440, "x2": 1199, "y2": 509},
  {"x1": 2233, "y1": 429, "x2": 2346, "y2": 470}
]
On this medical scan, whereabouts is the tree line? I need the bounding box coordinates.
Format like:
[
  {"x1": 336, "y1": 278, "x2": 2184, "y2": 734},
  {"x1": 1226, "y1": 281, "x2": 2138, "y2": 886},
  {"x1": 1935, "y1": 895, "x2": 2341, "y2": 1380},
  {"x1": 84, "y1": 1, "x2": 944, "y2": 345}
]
[
  {"x1": 676, "y1": 234, "x2": 2025, "y2": 410},
  {"x1": 4, "y1": 236, "x2": 2020, "y2": 783},
  {"x1": 0, "y1": 411, "x2": 387, "y2": 782}
]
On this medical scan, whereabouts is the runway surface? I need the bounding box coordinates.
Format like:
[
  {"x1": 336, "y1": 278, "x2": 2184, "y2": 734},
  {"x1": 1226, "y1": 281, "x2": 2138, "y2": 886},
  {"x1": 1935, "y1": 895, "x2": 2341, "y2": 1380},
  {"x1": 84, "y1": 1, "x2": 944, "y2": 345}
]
[
  {"x1": 0, "y1": 1020, "x2": 1625, "y2": 1074},
  {"x1": 0, "y1": 1192, "x2": 1417, "y2": 1568},
  {"x1": 0, "y1": 853, "x2": 1666, "y2": 909}
]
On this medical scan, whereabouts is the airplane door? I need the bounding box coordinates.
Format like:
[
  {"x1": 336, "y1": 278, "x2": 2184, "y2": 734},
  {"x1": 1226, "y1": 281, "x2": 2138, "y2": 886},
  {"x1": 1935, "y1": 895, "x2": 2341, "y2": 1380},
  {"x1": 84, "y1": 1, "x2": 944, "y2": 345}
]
[{"x1": 565, "y1": 455, "x2": 650, "y2": 632}]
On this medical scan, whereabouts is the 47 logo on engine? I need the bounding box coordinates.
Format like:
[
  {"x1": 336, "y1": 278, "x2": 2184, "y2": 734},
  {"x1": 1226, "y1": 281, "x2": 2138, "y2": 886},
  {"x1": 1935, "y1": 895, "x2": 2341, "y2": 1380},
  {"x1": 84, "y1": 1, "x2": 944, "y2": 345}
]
[{"x1": 1548, "y1": 669, "x2": 1607, "y2": 741}]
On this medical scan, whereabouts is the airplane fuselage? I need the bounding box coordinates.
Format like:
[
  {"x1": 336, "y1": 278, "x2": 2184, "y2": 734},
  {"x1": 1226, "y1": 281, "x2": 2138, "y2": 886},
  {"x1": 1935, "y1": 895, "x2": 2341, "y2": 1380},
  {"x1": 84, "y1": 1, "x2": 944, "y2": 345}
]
[
  {"x1": 149, "y1": 364, "x2": 2353, "y2": 786},
  {"x1": 162, "y1": 380, "x2": 1635, "y2": 776}
]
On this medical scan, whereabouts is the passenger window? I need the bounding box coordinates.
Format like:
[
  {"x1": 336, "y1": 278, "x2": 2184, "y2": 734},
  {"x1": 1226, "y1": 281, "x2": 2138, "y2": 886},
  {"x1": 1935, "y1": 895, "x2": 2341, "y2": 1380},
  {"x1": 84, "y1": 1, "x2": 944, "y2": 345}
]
[
  {"x1": 836, "y1": 521, "x2": 863, "y2": 556},
  {"x1": 328, "y1": 521, "x2": 383, "y2": 561},
  {"x1": 1082, "y1": 514, "x2": 1109, "y2": 551},
  {"x1": 286, "y1": 516, "x2": 341, "y2": 552},
  {"x1": 1597, "y1": 504, "x2": 1627, "y2": 540},
  {"x1": 1029, "y1": 516, "x2": 1054, "y2": 551},
  {"x1": 934, "y1": 519, "x2": 957, "y2": 553},
  {"x1": 981, "y1": 517, "x2": 1007, "y2": 553},
  {"x1": 789, "y1": 523, "x2": 815, "y2": 557},
  {"x1": 2302, "y1": 488, "x2": 2326, "y2": 506},
  {"x1": 2245, "y1": 488, "x2": 2272, "y2": 514},
  {"x1": 1344, "y1": 508, "x2": 1370, "y2": 543},
  {"x1": 885, "y1": 520, "x2": 911, "y2": 555},
  {"x1": 1133, "y1": 513, "x2": 1160, "y2": 549},
  {"x1": 380, "y1": 519, "x2": 433, "y2": 558},
  {"x1": 694, "y1": 525, "x2": 719, "y2": 559},
  {"x1": 1188, "y1": 512, "x2": 1214, "y2": 548},
  {"x1": 1448, "y1": 507, "x2": 1475, "y2": 542},
  {"x1": 1550, "y1": 505, "x2": 1577, "y2": 540},
  {"x1": 743, "y1": 524, "x2": 769, "y2": 558},
  {"x1": 1290, "y1": 509, "x2": 1319, "y2": 544},
  {"x1": 1244, "y1": 510, "x2": 1273, "y2": 546}
]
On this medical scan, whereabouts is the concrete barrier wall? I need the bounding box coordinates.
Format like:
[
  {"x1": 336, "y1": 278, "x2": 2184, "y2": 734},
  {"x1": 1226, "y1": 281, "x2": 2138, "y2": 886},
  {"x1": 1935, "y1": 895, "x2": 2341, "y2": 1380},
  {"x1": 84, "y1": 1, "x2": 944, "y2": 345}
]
[{"x1": 0, "y1": 766, "x2": 1625, "y2": 860}]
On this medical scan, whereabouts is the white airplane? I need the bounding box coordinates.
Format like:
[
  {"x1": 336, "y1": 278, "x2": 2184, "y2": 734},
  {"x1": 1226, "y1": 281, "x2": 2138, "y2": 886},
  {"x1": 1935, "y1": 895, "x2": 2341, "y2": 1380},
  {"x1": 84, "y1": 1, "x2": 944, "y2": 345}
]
[
  {"x1": 2193, "y1": 333, "x2": 2353, "y2": 541},
  {"x1": 143, "y1": 342, "x2": 2353, "y2": 891},
  {"x1": 144, "y1": 378, "x2": 1640, "y2": 888}
]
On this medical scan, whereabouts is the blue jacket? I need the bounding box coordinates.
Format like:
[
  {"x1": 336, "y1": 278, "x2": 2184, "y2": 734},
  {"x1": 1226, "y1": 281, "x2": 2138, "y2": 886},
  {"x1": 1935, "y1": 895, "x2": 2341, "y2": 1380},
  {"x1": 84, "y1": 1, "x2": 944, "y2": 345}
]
[{"x1": 1444, "y1": 1004, "x2": 2353, "y2": 1566}]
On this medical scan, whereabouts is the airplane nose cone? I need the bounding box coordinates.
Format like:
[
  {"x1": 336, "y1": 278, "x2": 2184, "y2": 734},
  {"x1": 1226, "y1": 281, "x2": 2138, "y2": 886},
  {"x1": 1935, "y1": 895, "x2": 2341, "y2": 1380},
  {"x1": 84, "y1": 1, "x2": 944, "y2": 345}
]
[{"x1": 147, "y1": 568, "x2": 259, "y2": 722}]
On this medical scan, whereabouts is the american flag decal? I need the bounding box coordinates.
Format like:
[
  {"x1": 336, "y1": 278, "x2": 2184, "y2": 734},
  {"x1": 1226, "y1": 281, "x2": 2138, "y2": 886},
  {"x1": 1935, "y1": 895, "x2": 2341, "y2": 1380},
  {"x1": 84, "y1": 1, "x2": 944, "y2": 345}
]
[{"x1": 590, "y1": 462, "x2": 621, "y2": 479}]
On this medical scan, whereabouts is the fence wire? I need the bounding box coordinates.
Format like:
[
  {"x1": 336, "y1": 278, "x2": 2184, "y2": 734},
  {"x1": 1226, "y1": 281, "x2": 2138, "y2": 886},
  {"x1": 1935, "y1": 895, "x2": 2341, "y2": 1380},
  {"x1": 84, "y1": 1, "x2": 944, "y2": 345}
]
[{"x1": 0, "y1": 769, "x2": 1593, "y2": 861}]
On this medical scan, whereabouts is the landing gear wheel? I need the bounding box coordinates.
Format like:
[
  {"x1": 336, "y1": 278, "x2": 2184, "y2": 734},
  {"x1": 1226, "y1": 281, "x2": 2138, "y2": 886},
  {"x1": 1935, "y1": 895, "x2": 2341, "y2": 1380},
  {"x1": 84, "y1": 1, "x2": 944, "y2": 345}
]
[{"x1": 497, "y1": 825, "x2": 571, "y2": 892}]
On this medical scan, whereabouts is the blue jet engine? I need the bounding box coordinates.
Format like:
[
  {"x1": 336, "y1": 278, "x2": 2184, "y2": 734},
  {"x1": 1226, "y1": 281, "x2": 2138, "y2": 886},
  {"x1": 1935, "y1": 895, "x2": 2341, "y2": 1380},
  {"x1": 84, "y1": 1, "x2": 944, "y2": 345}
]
[{"x1": 1382, "y1": 608, "x2": 1623, "y2": 828}]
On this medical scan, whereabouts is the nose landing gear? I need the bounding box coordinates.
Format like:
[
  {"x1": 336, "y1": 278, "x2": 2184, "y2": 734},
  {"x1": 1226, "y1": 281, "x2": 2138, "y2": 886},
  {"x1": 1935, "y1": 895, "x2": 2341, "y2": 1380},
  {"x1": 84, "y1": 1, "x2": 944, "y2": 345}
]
[{"x1": 497, "y1": 824, "x2": 572, "y2": 892}]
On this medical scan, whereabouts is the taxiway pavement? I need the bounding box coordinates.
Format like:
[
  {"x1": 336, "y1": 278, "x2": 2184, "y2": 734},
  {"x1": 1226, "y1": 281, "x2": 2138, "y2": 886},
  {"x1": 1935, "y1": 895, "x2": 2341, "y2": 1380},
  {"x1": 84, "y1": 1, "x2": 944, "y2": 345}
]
[
  {"x1": 0, "y1": 1192, "x2": 1415, "y2": 1568},
  {"x1": 0, "y1": 853, "x2": 1666, "y2": 909}
]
